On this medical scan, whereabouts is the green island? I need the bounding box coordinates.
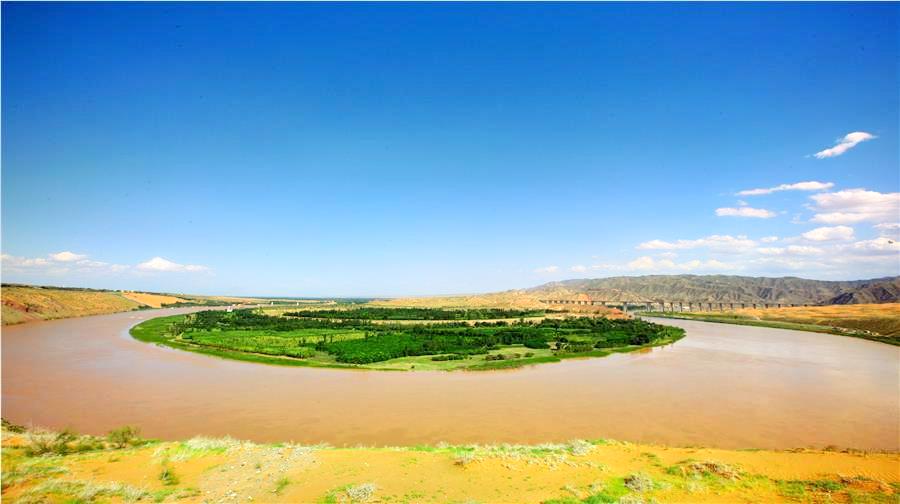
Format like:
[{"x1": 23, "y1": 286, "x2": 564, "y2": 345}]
[{"x1": 130, "y1": 308, "x2": 684, "y2": 371}]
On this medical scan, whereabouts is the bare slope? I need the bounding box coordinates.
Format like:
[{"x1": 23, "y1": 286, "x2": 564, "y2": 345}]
[
  {"x1": 1, "y1": 285, "x2": 142, "y2": 325},
  {"x1": 0, "y1": 285, "x2": 256, "y2": 325},
  {"x1": 828, "y1": 278, "x2": 900, "y2": 304}
]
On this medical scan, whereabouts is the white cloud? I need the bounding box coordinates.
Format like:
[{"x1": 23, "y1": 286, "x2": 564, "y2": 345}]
[
  {"x1": 2, "y1": 253, "x2": 52, "y2": 269},
  {"x1": 49, "y1": 251, "x2": 88, "y2": 262},
  {"x1": 760, "y1": 236, "x2": 779, "y2": 243},
  {"x1": 849, "y1": 237, "x2": 899, "y2": 254},
  {"x1": 637, "y1": 234, "x2": 756, "y2": 253},
  {"x1": 570, "y1": 265, "x2": 587, "y2": 273},
  {"x1": 757, "y1": 245, "x2": 825, "y2": 256},
  {"x1": 809, "y1": 189, "x2": 900, "y2": 224},
  {"x1": 136, "y1": 257, "x2": 209, "y2": 273},
  {"x1": 814, "y1": 131, "x2": 876, "y2": 159},
  {"x1": 2, "y1": 252, "x2": 128, "y2": 276},
  {"x1": 737, "y1": 181, "x2": 834, "y2": 196},
  {"x1": 715, "y1": 207, "x2": 777, "y2": 218},
  {"x1": 801, "y1": 225, "x2": 855, "y2": 242}
]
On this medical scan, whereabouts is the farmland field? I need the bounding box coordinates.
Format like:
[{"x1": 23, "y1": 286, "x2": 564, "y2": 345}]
[{"x1": 644, "y1": 303, "x2": 900, "y2": 345}]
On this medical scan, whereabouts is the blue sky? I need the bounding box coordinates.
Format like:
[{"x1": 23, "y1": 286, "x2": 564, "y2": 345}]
[{"x1": 2, "y1": 3, "x2": 898, "y2": 297}]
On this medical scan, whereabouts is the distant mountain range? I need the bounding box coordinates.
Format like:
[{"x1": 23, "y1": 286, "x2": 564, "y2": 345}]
[{"x1": 528, "y1": 275, "x2": 900, "y2": 305}]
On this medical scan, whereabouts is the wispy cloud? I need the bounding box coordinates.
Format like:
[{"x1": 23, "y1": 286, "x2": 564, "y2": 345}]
[
  {"x1": 715, "y1": 207, "x2": 776, "y2": 218},
  {"x1": 809, "y1": 189, "x2": 900, "y2": 224},
  {"x1": 136, "y1": 257, "x2": 209, "y2": 273},
  {"x1": 757, "y1": 245, "x2": 824, "y2": 256},
  {"x1": 737, "y1": 181, "x2": 833, "y2": 196},
  {"x1": 570, "y1": 265, "x2": 587, "y2": 273},
  {"x1": 627, "y1": 256, "x2": 737, "y2": 272},
  {"x1": 534, "y1": 265, "x2": 559, "y2": 274},
  {"x1": 874, "y1": 223, "x2": 900, "y2": 240},
  {"x1": 813, "y1": 131, "x2": 875, "y2": 159}
]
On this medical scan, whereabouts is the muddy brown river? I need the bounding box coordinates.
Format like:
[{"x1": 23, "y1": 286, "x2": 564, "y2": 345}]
[{"x1": 2, "y1": 308, "x2": 898, "y2": 450}]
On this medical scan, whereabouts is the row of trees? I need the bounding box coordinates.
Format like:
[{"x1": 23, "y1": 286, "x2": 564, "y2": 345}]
[{"x1": 282, "y1": 307, "x2": 545, "y2": 321}]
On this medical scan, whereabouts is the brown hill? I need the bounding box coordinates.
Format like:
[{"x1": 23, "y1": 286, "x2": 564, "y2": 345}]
[
  {"x1": 528, "y1": 275, "x2": 900, "y2": 305},
  {"x1": 828, "y1": 278, "x2": 900, "y2": 305}
]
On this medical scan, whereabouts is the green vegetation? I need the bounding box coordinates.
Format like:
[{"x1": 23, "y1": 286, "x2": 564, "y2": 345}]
[
  {"x1": 274, "y1": 476, "x2": 291, "y2": 495},
  {"x1": 283, "y1": 306, "x2": 545, "y2": 320},
  {"x1": 131, "y1": 308, "x2": 684, "y2": 371},
  {"x1": 158, "y1": 465, "x2": 179, "y2": 486}
]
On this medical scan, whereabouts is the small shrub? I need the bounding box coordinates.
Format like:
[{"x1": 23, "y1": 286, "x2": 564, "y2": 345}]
[
  {"x1": 345, "y1": 482, "x2": 377, "y2": 502},
  {"x1": 2, "y1": 418, "x2": 26, "y2": 433},
  {"x1": 568, "y1": 439, "x2": 593, "y2": 456},
  {"x1": 159, "y1": 466, "x2": 179, "y2": 486},
  {"x1": 431, "y1": 354, "x2": 465, "y2": 361},
  {"x1": 107, "y1": 426, "x2": 142, "y2": 449},
  {"x1": 686, "y1": 461, "x2": 741, "y2": 480},
  {"x1": 25, "y1": 428, "x2": 78, "y2": 456},
  {"x1": 454, "y1": 452, "x2": 477, "y2": 466},
  {"x1": 624, "y1": 472, "x2": 654, "y2": 493}
]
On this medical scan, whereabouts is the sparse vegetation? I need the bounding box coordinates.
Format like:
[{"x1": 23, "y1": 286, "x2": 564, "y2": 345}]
[
  {"x1": 274, "y1": 476, "x2": 291, "y2": 495},
  {"x1": 2, "y1": 425, "x2": 896, "y2": 503}
]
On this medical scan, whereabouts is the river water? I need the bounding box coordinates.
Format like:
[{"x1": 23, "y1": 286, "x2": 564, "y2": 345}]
[{"x1": 2, "y1": 309, "x2": 897, "y2": 449}]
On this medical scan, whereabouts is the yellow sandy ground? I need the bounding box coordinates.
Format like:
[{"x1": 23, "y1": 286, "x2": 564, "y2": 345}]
[
  {"x1": 120, "y1": 292, "x2": 190, "y2": 308},
  {"x1": 3, "y1": 430, "x2": 898, "y2": 504}
]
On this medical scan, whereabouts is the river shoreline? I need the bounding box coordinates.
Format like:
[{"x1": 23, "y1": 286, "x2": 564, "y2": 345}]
[{"x1": 3, "y1": 308, "x2": 898, "y2": 450}]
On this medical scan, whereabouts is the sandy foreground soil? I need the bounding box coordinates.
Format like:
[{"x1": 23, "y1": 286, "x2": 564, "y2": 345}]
[{"x1": 3, "y1": 429, "x2": 898, "y2": 504}]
